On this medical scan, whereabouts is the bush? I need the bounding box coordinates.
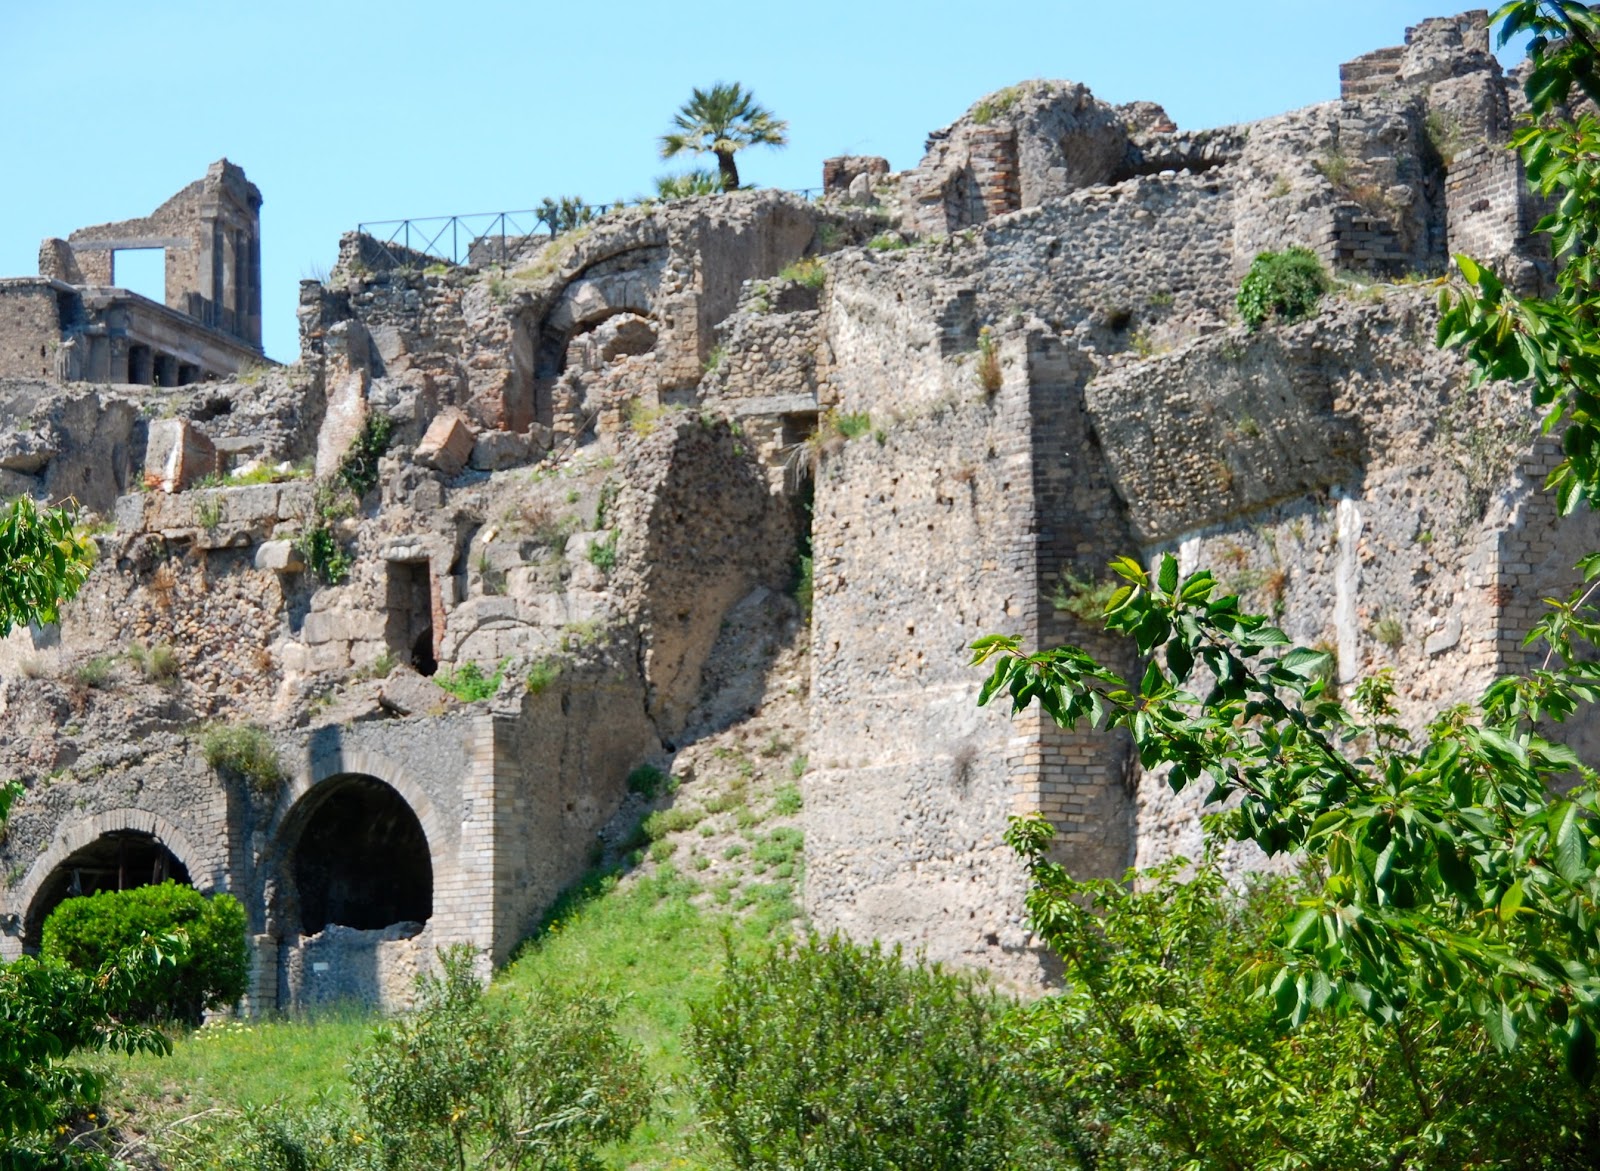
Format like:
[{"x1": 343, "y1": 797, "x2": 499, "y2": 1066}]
[
  {"x1": 525, "y1": 657, "x2": 563, "y2": 696},
  {"x1": 352, "y1": 947, "x2": 650, "y2": 1168},
  {"x1": 779, "y1": 257, "x2": 827, "y2": 288},
  {"x1": 335, "y1": 413, "x2": 393, "y2": 498},
  {"x1": 1005, "y1": 837, "x2": 1600, "y2": 1169},
  {"x1": 1236, "y1": 247, "x2": 1328, "y2": 329},
  {"x1": 627, "y1": 763, "x2": 669, "y2": 799},
  {"x1": 41, "y1": 882, "x2": 248, "y2": 1023},
  {"x1": 688, "y1": 933, "x2": 1041, "y2": 1171},
  {"x1": 586, "y1": 530, "x2": 618, "y2": 572},
  {"x1": 435, "y1": 659, "x2": 506, "y2": 702},
  {"x1": 127, "y1": 641, "x2": 180, "y2": 686},
  {"x1": 202, "y1": 723, "x2": 283, "y2": 793}
]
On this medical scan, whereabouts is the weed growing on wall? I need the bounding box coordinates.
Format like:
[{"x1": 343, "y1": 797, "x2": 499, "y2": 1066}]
[
  {"x1": 434, "y1": 659, "x2": 508, "y2": 702},
  {"x1": 201, "y1": 724, "x2": 283, "y2": 795},
  {"x1": 779, "y1": 257, "x2": 827, "y2": 288},
  {"x1": 126, "y1": 642, "x2": 180, "y2": 686},
  {"x1": 525, "y1": 657, "x2": 562, "y2": 696},
  {"x1": 586, "y1": 531, "x2": 618, "y2": 573},
  {"x1": 1050, "y1": 569, "x2": 1121, "y2": 622},
  {"x1": 1237, "y1": 248, "x2": 1329, "y2": 329},
  {"x1": 976, "y1": 326, "x2": 1003, "y2": 392},
  {"x1": 335, "y1": 413, "x2": 393, "y2": 498}
]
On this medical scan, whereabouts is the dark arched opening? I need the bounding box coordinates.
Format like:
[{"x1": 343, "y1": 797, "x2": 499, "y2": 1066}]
[
  {"x1": 288, "y1": 774, "x2": 432, "y2": 935},
  {"x1": 25, "y1": 831, "x2": 191, "y2": 948}
]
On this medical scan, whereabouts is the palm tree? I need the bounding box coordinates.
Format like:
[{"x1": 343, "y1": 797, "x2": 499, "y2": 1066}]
[{"x1": 660, "y1": 83, "x2": 788, "y2": 193}]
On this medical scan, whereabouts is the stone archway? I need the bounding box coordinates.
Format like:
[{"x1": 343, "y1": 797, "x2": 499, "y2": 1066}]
[
  {"x1": 264, "y1": 746, "x2": 446, "y2": 940},
  {"x1": 16, "y1": 808, "x2": 201, "y2": 950},
  {"x1": 278, "y1": 774, "x2": 432, "y2": 935}
]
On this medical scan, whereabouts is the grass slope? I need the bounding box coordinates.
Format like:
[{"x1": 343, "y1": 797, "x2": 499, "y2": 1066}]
[{"x1": 98, "y1": 863, "x2": 796, "y2": 1169}]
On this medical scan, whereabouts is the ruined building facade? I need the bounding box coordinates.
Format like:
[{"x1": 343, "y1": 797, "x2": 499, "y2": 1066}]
[
  {"x1": 0, "y1": 10, "x2": 1585, "y2": 1001},
  {"x1": 1, "y1": 159, "x2": 264, "y2": 387}
]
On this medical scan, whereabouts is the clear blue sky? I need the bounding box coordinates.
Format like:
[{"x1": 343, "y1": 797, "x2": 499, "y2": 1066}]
[{"x1": 0, "y1": 2, "x2": 1522, "y2": 363}]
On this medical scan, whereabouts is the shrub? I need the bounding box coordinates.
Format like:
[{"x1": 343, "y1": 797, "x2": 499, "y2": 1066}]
[
  {"x1": 127, "y1": 641, "x2": 180, "y2": 686},
  {"x1": 657, "y1": 169, "x2": 722, "y2": 200},
  {"x1": 1050, "y1": 569, "x2": 1121, "y2": 622},
  {"x1": 689, "y1": 933, "x2": 1040, "y2": 1171},
  {"x1": 1003, "y1": 835, "x2": 1600, "y2": 1169},
  {"x1": 72, "y1": 655, "x2": 117, "y2": 689},
  {"x1": 435, "y1": 659, "x2": 507, "y2": 702},
  {"x1": 867, "y1": 232, "x2": 911, "y2": 252},
  {"x1": 210, "y1": 948, "x2": 649, "y2": 1170},
  {"x1": 354, "y1": 947, "x2": 649, "y2": 1167},
  {"x1": 642, "y1": 806, "x2": 698, "y2": 839},
  {"x1": 586, "y1": 530, "x2": 618, "y2": 572},
  {"x1": 41, "y1": 881, "x2": 248, "y2": 1022},
  {"x1": 627, "y1": 763, "x2": 669, "y2": 799},
  {"x1": 793, "y1": 553, "x2": 814, "y2": 621},
  {"x1": 295, "y1": 520, "x2": 351, "y2": 585},
  {"x1": 772, "y1": 782, "x2": 803, "y2": 816},
  {"x1": 335, "y1": 413, "x2": 393, "y2": 498},
  {"x1": 1236, "y1": 247, "x2": 1329, "y2": 330},
  {"x1": 780, "y1": 257, "x2": 827, "y2": 288},
  {"x1": 976, "y1": 325, "x2": 1003, "y2": 392},
  {"x1": 525, "y1": 657, "x2": 562, "y2": 696},
  {"x1": 202, "y1": 723, "x2": 283, "y2": 793}
]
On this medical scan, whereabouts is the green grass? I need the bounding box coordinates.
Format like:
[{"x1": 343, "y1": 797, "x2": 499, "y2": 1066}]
[
  {"x1": 93, "y1": 1004, "x2": 374, "y2": 1122},
  {"x1": 95, "y1": 864, "x2": 797, "y2": 1169}
]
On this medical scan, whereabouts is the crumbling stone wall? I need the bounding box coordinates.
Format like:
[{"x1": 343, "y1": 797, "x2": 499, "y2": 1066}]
[{"x1": 60, "y1": 159, "x2": 264, "y2": 348}]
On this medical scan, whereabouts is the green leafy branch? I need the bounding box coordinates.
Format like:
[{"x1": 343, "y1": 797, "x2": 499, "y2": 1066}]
[{"x1": 977, "y1": 552, "x2": 1600, "y2": 1081}]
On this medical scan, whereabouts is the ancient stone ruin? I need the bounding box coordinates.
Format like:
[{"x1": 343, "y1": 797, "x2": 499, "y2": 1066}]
[
  {"x1": 3, "y1": 159, "x2": 265, "y2": 388},
  {"x1": 0, "y1": 9, "x2": 1586, "y2": 1003}
]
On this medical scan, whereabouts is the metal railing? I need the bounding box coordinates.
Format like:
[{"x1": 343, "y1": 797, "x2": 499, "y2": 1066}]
[{"x1": 355, "y1": 188, "x2": 829, "y2": 271}]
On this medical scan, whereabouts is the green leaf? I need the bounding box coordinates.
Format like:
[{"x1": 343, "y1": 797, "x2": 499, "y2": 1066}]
[
  {"x1": 1157, "y1": 554, "x2": 1178, "y2": 595},
  {"x1": 1499, "y1": 880, "x2": 1526, "y2": 923},
  {"x1": 1568, "y1": 1018, "x2": 1597, "y2": 1085},
  {"x1": 1457, "y1": 253, "x2": 1482, "y2": 284},
  {"x1": 1552, "y1": 802, "x2": 1590, "y2": 884}
]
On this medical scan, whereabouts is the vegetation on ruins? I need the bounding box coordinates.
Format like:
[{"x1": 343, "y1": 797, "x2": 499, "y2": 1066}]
[
  {"x1": 660, "y1": 83, "x2": 788, "y2": 193},
  {"x1": 537, "y1": 195, "x2": 601, "y2": 236},
  {"x1": 964, "y1": 9, "x2": 1600, "y2": 1167},
  {"x1": 0, "y1": 495, "x2": 94, "y2": 637},
  {"x1": 778, "y1": 257, "x2": 827, "y2": 289},
  {"x1": 435, "y1": 658, "x2": 509, "y2": 702},
  {"x1": 335, "y1": 412, "x2": 394, "y2": 499},
  {"x1": 654, "y1": 169, "x2": 722, "y2": 201},
  {"x1": 200, "y1": 723, "x2": 284, "y2": 794},
  {"x1": 1235, "y1": 246, "x2": 1329, "y2": 329},
  {"x1": 43, "y1": 883, "x2": 249, "y2": 1025},
  {"x1": 975, "y1": 324, "x2": 1003, "y2": 392},
  {"x1": 1001, "y1": 833, "x2": 1600, "y2": 1166}
]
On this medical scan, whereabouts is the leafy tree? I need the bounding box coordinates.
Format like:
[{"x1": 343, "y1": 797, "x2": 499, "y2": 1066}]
[
  {"x1": 0, "y1": 496, "x2": 93, "y2": 637},
  {"x1": 972, "y1": 0, "x2": 1600, "y2": 1102},
  {"x1": 42, "y1": 882, "x2": 249, "y2": 1024},
  {"x1": 660, "y1": 83, "x2": 788, "y2": 193},
  {"x1": 1005, "y1": 832, "x2": 1600, "y2": 1168},
  {"x1": 0, "y1": 945, "x2": 176, "y2": 1168}
]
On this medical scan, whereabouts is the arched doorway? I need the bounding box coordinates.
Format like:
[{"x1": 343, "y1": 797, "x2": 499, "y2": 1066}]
[
  {"x1": 24, "y1": 830, "x2": 191, "y2": 948},
  {"x1": 283, "y1": 774, "x2": 432, "y2": 935}
]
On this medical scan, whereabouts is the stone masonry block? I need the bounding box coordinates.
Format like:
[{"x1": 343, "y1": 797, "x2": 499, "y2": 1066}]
[
  {"x1": 415, "y1": 408, "x2": 476, "y2": 476},
  {"x1": 144, "y1": 417, "x2": 218, "y2": 493},
  {"x1": 254, "y1": 540, "x2": 305, "y2": 574}
]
